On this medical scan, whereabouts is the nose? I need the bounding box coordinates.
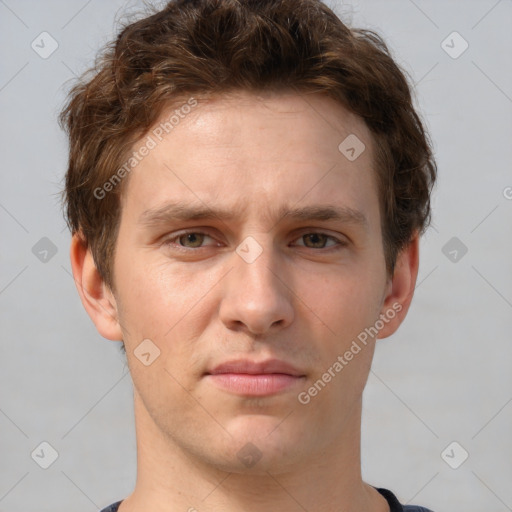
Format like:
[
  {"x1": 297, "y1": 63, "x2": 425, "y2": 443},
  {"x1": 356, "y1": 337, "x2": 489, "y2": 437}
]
[{"x1": 219, "y1": 238, "x2": 294, "y2": 336}]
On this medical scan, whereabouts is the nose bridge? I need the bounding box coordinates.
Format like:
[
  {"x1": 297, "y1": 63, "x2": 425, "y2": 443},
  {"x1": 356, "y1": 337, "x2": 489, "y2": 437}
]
[
  {"x1": 233, "y1": 235, "x2": 280, "y2": 301},
  {"x1": 220, "y1": 235, "x2": 293, "y2": 334}
]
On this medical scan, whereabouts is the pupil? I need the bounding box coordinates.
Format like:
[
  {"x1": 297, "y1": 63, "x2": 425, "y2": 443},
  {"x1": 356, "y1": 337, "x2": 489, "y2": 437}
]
[
  {"x1": 181, "y1": 233, "x2": 203, "y2": 247},
  {"x1": 306, "y1": 234, "x2": 325, "y2": 247}
]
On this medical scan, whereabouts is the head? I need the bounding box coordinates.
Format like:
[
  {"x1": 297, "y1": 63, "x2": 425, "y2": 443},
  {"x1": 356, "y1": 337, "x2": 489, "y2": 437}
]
[{"x1": 62, "y1": 0, "x2": 436, "y2": 475}]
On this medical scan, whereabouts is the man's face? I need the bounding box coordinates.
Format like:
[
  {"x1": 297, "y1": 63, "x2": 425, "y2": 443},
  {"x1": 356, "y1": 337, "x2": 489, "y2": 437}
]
[{"x1": 111, "y1": 91, "x2": 392, "y2": 472}]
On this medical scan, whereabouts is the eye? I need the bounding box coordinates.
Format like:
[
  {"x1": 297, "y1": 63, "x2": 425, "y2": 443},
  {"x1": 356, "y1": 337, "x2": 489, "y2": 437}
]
[
  {"x1": 293, "y1": 232, "x2": 343, "y2": 249},
  {"x1": 161, "y1": 230, "x2": 345, "y2": 252},
  {"x1": 163, "y1": 231, "x2": 217, "y2": 249}
]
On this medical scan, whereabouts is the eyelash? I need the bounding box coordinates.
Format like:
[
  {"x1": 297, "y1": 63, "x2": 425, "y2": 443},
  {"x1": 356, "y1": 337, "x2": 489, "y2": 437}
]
[{"x1": 161, "y1": 230, "x2": 347, "y2": 251}]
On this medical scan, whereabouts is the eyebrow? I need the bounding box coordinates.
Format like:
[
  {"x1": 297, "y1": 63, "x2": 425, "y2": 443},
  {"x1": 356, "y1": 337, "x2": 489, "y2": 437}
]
[{"x1": 138, "y1": 201, "x2": 368, "y2": 230}]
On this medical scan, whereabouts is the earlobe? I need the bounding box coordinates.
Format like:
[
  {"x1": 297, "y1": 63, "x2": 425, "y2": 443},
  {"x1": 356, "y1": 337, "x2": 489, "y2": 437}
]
[
  {"x1": 70, "y1": 233, "x2": 123, "y2": 341},
  {"x1": 377, "y1": 232, "x2": 420, "y2": 340}
]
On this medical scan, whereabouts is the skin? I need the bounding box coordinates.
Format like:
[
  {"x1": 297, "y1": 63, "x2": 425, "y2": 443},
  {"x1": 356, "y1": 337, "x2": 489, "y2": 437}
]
[{"x1": 71, "y1": 91, "x2": 419, "y2": 512}]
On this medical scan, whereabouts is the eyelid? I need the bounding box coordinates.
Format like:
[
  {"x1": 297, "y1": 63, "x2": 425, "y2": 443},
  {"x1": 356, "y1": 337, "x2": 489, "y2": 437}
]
[
  {"x1": 291, "y1": 230, "x2": 347, "y2": 248},
  {"x1": 162, "y1": 229, "x2": 221, "y2": 248}
]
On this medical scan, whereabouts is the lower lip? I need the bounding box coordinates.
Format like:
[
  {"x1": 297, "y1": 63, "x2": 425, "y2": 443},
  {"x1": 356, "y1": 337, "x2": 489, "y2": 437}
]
[{"x1": 205, "y1": 373, "x2": 304, "y2": 396}]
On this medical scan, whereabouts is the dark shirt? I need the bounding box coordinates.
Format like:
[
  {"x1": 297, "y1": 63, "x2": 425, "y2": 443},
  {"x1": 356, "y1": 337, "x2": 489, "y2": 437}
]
[{"x1": 99, "y1": 487, "x2": 435, "y2": 511}]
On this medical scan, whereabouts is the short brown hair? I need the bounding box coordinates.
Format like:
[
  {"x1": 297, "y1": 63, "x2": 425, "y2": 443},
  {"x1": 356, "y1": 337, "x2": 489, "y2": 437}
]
[{"x1": 60, "y1": 0, "x2": 436, "y2": 290}]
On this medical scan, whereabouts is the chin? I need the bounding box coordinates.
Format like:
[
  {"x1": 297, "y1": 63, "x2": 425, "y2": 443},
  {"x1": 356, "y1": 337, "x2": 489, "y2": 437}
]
[{"x1": 218, "y1": 414, "x2": 308, "y2": 472}]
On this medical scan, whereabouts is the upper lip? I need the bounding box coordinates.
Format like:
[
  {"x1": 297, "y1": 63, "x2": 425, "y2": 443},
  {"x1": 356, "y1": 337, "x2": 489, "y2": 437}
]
[{"x1": 206, "y1": 359, "x2": 305, "y2": 377}]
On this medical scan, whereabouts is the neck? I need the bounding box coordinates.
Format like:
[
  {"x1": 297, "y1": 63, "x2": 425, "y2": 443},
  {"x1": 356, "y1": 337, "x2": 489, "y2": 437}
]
[{"x1": 119, "y1": 391, "x2": 388, "y2": 512}]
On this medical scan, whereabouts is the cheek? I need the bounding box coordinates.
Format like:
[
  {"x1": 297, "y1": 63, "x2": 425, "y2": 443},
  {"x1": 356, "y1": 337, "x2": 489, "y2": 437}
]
[
  {"x1": 115, "y1": 253, "x2": 214, "y2": 338},
  {"x1": 294, "y1": 262, "x2": 386, "y2": 343},
  {"x1": 114, "y1": 256, "x2": 227, "y2": 396},
  {"x1": 115, "y1": 258, "x2": 208, "y2": 405}
]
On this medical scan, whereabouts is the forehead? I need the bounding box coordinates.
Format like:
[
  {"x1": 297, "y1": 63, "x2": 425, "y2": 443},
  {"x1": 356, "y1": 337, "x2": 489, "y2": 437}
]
[
  {"x1": 121, "y1": 91, "x2": 380, "y2": 230},
  {"x1": 159, "y1": 91, "x2": 372, "y2": 164}
]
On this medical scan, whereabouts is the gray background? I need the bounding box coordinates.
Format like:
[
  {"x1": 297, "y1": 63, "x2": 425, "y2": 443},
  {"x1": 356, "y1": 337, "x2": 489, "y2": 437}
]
[{"x1": 1, "y1": 0, "x2": 511, "y2": 511}]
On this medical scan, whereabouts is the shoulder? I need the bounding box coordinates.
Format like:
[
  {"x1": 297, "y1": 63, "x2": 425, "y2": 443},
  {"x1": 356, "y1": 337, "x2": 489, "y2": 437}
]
[
  {"x1": 375, "y1": 487, "x2": 435, "y2": 512},
  {"x1": 98, "y1": 501, "x2": 122, "y2": 512}
]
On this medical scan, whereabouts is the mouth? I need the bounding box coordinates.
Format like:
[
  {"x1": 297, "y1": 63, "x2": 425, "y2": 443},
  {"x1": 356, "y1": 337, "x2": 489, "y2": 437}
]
[{"x1": 204, "y1": 358, "x2": 306, "y2": 396}]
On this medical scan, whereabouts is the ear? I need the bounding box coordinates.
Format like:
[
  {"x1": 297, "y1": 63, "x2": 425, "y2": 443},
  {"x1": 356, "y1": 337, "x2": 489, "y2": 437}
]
[
  {"x1": 377, "y1": 232, "x2": 420, "y2": 339},
  {"x1": 70, "y1": 233, "x2": 123, "y2": 341}
]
